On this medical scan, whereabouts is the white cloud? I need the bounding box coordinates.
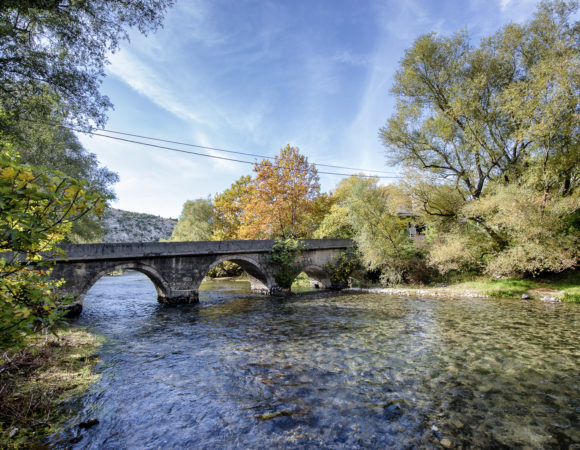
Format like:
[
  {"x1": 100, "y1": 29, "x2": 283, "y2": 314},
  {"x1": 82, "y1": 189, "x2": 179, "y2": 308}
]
[{"x1": 107, "y1": 51, "x2": 212, "y2": 126}]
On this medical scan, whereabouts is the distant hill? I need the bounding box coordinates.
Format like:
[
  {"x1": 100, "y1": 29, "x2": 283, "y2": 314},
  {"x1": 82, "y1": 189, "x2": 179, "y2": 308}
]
[{"x1": 102, "y1": 208, "x2": 177, "y2": 243}]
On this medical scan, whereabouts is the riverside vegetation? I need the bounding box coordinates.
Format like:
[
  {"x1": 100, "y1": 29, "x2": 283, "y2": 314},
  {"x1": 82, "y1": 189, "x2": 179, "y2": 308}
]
[
  {"x1": 0, "y1": 0, "x2": 174, "y2": 445},
  {"x1": 0, "y1": 0, "x2": 578, "y2": 446}
]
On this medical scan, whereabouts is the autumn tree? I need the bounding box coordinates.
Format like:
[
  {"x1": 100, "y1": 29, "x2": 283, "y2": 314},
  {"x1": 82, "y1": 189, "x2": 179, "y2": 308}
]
[
  {"x1": 239, "y1": 145, "x2": 321, "y2": 239},
  {"x1": 212, "y1": 175, "x2": 252, "y2": 240},
  {"x1": 380, "y1": 0, "x2": 579, "y2": 276}
]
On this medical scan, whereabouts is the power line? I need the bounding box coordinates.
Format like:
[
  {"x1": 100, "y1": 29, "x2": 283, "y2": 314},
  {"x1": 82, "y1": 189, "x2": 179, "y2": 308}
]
[
  {"x1": 20, "y1": 117, "x2": 402, "y2": 178},
  {"x1": 97, "y1": 128, "x2": 398, "y2": 175},
  {"x1": 87, "y1": 131, "x2": 402, "y2": 179}
]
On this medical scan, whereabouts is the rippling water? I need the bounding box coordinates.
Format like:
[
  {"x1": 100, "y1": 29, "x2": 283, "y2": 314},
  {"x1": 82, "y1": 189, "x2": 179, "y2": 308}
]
[{"x1": 54, "y1": 271, "x2": 579, "y2": 448}]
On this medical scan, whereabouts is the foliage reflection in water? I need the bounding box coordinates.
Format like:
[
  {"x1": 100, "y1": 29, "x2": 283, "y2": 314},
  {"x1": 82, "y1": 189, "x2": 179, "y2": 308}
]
[{"x1": 55, "y1": 271, "x2": 579, "y2": 448}]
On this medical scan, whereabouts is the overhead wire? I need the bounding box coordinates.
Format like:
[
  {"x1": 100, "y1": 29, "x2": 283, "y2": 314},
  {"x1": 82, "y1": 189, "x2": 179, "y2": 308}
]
[
  {"x1": 21, "y1": 117, "x2": 402, "y2": 178},
  {"x1": 87, "y1": 131, "x2": 401, "y2": 179},
  {"x1": 97, "y1": 128, "x2": 398, "y2": 175}
]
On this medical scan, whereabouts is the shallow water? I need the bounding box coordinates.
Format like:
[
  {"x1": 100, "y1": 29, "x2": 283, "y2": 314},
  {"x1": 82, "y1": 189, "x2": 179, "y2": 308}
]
[{"x1": 56, "y1": 272, "x2": 579, "y2": 448}]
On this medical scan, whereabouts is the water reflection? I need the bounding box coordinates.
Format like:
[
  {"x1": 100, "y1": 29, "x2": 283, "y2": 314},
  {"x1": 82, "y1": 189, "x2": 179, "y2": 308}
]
[{"x1": 55, "y1": 271, "x2": 579, "y2": 448}]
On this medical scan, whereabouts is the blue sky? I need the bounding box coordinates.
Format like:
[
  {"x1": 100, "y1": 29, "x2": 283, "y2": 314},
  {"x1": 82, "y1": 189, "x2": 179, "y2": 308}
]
[{"x1": 78, "y1": 0, "x2": 539, "y2": 218}]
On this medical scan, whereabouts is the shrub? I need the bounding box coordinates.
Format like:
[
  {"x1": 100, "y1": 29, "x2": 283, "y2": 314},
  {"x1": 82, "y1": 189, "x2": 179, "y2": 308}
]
[{"x1": 269, "y1": 239, "x2": 306, "y2": 289}]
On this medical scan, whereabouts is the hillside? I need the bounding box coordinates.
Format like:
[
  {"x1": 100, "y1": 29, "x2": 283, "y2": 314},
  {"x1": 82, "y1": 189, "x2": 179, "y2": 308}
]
[{"x1": 102, "y1": 208, "x2": 177, "y2": 243}]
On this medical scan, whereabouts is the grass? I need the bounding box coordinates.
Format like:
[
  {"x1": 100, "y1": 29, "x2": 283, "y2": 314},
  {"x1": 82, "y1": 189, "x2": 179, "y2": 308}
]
[
  {"x1": 0, "y1": 328, "x2": 102, "y2": 447},
  {"x1": 440, "y1": 270, "x2": 580, "y2": 300}
]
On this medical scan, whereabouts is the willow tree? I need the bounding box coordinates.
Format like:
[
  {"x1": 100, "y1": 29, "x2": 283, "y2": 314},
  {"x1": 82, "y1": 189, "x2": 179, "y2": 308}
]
[{"x1": 380, "y1": 0, "x2": 579, "y2": 276}]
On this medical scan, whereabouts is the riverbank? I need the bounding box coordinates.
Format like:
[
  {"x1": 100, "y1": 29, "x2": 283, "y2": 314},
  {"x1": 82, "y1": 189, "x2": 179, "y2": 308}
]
[
  {"x1": 0, "y1": 328, "x2": 102, "y2": 446},
  {"x1": 348, "y1": 271, "x2": 580, "y2": 302}
]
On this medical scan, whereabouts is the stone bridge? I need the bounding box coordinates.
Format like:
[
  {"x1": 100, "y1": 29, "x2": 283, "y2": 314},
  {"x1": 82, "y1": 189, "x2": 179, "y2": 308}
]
[{"x1": 49, "y1": 239, "x2": 353, "y2": 313}]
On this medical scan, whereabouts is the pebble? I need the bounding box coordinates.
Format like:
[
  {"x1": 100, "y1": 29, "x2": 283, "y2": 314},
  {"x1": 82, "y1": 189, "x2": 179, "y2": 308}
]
[
  {"x1": 450, "y1": 419, "x2": 464, "y2": 429},
  {"x1": 440, "y1": 438, "x2": 453, "y2": 448}
]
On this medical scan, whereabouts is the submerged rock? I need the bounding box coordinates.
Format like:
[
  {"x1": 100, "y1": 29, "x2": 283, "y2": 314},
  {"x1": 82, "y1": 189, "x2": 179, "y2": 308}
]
[
  {"x1": 257, "y1": 410, "x2": 293, "y2": 420},
  {"x1": 78, "y1": 418, "x2": 99, "y2": 429}
]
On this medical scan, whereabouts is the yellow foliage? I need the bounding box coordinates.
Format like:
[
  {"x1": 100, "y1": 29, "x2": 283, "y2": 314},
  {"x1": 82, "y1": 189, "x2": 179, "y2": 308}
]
[{"x1": 238, "y1": 145, "x2": 321, "y2": 239}]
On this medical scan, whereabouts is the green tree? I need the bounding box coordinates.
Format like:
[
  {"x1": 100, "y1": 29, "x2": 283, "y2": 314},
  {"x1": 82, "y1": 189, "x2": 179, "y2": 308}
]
[
  {"x1": 324, "y1": 247, "x2": 363, "y2": 285},
  {"x1": 341, "y1": 178, "x2": 418, "y2": 285},
  {"x1": 380, "y1": 0, "x2": 579, "y2": 276},
  {"x1": 1, "y1": 1, "x2": 174, "y2": 241},
  {"x1": 0, "y1": 0, "x2": 173, "y2": 349},
  {"x1": 313, "y1": 176, "x2": 362, "y2": 239},
  {"x1": 433, "y1": 184, "x2": 579, "y2": 276},
  {"x1": 313, "y1": 203, "x2": 353, "y2": 239},
  {"x1": 169, "y1": 199, "x2": 213, "y2": 242},
  {"x1": 13, "y1": 123, "x2": 118, "y2": 242},
  {"x1": 1, "y1": 0, "x2": 174, "y2": 129}
]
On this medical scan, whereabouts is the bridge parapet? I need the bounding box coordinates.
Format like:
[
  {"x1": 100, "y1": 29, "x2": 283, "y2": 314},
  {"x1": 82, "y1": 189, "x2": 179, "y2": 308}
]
[{"x1": 52, "y1": 239, "x2": 353, "y2": 261}]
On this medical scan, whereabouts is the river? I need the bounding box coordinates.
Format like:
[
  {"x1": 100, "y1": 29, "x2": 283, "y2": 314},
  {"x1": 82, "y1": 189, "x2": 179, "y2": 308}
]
[{"x1": 54, "y1": 271, "x2": 579, "y2": 448}]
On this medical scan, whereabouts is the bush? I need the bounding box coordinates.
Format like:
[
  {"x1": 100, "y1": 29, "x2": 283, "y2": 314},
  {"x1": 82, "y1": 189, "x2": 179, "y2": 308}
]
[
  {"x1": 325, "y1": 248, "x2": 362, "y2": 285},
  {"x1": 0, "y1": 153, "x2": 102, "y2": 350},
  {"x1": 269, "y1": 239, "x2": 306, "y2": 289}
]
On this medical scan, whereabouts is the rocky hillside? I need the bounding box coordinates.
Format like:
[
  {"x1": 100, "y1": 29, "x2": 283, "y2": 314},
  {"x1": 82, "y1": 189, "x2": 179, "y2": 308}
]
[{"x1": 102, "y1": 208, "x2": 177, "y2": 243}]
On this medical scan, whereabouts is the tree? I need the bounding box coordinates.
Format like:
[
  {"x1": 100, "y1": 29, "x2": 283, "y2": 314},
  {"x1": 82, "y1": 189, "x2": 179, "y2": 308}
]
[
  {"x1": 313, "y1": 203, "x2": 353, "y2": 239},
  {"x1": 0, "y1": 0, "x2": 174, "y2": 129},
  {"x1": 12, "y1": 122, "x2": 118, "y2": 242},
  {"x1": 380, "y1": 0, "x2": 579, "y2": 276},
  {"x1": 169, "y1": 199, "x2": 213, "y2": 242},
  {"x1": 313, "y1": 176, "x2": 362, "y2": 239},
  {"x1": 0, "y1": 151, "x2": 103, "y2": 349},
  {"x1": 381, "y1": 1, "x2": 577, "y2": 198},
  {"x1": 212, "y1": 175, "x2": 251, "y2": 240},
  {"x1": 0, "y1": 1, "x2": 175, "y2": 241},
  {"x1": 341, "y1": 178, "x2": 418, "y2": 285},
  {"x1": 239, "y1": 145, "x2": 321, "y2": 239},
  {"x1": 0, "y1": 1, "x2": 173, "y2": 349}
]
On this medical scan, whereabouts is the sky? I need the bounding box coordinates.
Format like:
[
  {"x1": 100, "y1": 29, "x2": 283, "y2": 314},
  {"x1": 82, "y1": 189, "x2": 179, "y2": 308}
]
[{"x1": 77, "y1": 0, "x2": 540, "y2": 218}]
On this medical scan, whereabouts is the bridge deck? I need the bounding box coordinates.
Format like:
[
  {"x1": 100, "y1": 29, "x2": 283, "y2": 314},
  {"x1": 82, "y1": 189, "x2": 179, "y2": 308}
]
[{"x1": 52, "y1": 239, "x2": 354, "y2": 261}]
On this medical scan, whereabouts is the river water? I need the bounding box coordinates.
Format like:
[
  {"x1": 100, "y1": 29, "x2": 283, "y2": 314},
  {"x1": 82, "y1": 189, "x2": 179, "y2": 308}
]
[{"x1": 55, "y1": 271, "x2": 579, "y2": 448}]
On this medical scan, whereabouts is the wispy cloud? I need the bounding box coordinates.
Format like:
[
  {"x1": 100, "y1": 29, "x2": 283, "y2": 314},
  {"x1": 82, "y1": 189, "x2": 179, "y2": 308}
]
[{"x1": 107, "y1": 51, "x2": 212, "y2": 126}]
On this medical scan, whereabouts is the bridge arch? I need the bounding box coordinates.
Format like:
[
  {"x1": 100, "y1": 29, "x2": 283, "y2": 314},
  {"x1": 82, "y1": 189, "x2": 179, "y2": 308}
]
[
  {"x1": 203, "y1": 255, "x2": 273, "y2": 294},
  {"x1": 300, "y1": 264, "x2": 332, "y2": 289},
  {"x1": 79, "y1": 262, "x2": 170, "y2": 303}
]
